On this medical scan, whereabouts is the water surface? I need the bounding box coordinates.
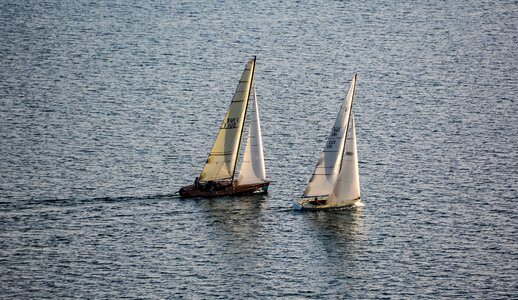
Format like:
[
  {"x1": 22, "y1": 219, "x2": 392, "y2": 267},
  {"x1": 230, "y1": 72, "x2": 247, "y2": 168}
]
[{"x1": 1, "y1": 0, "x2": 517, "y2": 298}]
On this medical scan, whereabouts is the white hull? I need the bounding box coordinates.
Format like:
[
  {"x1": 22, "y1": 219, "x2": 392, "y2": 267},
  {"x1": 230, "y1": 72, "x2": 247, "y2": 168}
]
[{"x1": 292, "y1": 196, "x2": 361, "y2": 211}]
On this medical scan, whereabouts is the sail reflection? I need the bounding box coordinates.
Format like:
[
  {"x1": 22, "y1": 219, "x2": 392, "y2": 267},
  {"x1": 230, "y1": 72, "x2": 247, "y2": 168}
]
[
  {"x1": 304, "y1": 206, "x2": 364, "y2": 260},
  {"x1": 197, "y1": 195, "x2": 268, "y2": 243}
]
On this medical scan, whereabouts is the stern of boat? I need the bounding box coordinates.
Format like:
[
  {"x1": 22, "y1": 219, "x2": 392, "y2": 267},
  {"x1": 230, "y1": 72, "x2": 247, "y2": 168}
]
[
  {"x1": 292, "y1": 196, "x2": 322, "y2": 211},
  {"x1": 178, "y1": 185, "x2": 194, "y2": 198},
  {"x1": 258, "y1": 181, "x2": 269, "y2": 194},
  {"x1": 292, "y1": 201, "x2": 303, "y2": 210}
]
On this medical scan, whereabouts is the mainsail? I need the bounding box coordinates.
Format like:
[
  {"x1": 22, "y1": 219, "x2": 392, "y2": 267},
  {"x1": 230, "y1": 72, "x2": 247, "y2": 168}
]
[
  {"x1": 327, "y1": 115, "x2": 361, "y2": 205},
  {"x1": 303, "y1": 74, "x2": 357, "y2": 197},
  {"x1": 199, "y1": 58, "x2": 256, "y2": 182},
  {"x1": 238, "y1": 84, "x2": 267, "y2": 185}
]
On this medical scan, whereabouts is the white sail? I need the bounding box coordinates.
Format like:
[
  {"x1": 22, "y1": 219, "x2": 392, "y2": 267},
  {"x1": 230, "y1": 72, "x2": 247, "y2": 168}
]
[
  {"x1": 199, "y1": 59, "x2": 255, "y2": 182},
  {"x1": 237, "y1": 84, "x2": 267, "y2": 185},
  {"x1": 327, "y1": 115, "x2": 361, "y2": 205},
  {"x1": 303, "y1": 74, "x2": 357, "y2": 197}
]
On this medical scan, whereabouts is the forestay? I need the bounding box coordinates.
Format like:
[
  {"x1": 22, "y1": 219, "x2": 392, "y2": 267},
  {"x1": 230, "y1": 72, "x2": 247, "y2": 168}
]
[
  {"x1": 303, "y1": 74, "x2": 357, "y2": 197},
  {"x1": 238, "y1": 84, "x2": 267, "y2": 185},
  {"x1": 199, "y1": 59, "x2": 255, "y2": 182}
]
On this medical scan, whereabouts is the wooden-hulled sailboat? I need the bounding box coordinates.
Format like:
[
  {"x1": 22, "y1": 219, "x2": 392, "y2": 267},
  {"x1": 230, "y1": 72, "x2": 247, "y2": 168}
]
[
  {"x1": 293, "y1": 74, "x2": 361, "y2": 210},
  {"x1": 179, "y1": 58, "x2": 269, "y2": 198}
]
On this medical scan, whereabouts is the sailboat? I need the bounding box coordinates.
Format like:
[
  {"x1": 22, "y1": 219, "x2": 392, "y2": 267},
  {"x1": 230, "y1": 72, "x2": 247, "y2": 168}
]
[
  {"x1": 179, "y1": 57, "x2": 269, "y2": 198},
  {"x1": 293, "y1": 74, "x2": 361, "y2": 210}
]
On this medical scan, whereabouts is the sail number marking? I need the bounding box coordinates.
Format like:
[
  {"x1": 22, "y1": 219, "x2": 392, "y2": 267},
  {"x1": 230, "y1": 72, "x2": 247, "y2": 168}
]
[
  {"x1": 331, "y1": 127, "x2": 341, "y2": 137},
  {"x1": 221, "y1": 117, "x2": 239, "y2": 129},
  {"x1": 326, "y1": 140, "x2": 337, "y2": 149}
]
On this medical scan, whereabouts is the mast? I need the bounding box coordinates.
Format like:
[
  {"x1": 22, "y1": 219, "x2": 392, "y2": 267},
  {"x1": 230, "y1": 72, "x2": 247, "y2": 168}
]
[{"x1": 231, "y1": 56, "x2": 256, "y2": 182}]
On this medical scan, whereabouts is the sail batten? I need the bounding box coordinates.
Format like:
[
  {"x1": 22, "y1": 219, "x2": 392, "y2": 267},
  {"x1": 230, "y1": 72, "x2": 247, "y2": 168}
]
[{"x1": 199, "y1": 59, "x2": 256, "y2": 182}]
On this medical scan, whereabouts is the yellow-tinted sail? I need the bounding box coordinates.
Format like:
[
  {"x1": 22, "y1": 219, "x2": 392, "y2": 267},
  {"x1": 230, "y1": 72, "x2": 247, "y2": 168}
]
[{"x1": 199, "y1": 58, "x2": 256, "y2": 182}]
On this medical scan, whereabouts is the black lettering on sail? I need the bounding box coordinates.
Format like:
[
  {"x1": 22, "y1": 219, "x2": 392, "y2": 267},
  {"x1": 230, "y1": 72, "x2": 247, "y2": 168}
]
[
  {"x1": 221, "y1": 117, "x2": 239, "y2": 129},
  {"x1": 326, "y1": 140, "x2": 336, "y2": 149},
  {"x1": 331, "y1": 127, "x2": 341, "y2": 137}
]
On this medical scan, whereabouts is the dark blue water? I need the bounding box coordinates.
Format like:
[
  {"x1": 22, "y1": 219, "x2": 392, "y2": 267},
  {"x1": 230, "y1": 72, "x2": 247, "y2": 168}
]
[{"x1": 1, "y1": 1, "x2": 517, "y2": 298}]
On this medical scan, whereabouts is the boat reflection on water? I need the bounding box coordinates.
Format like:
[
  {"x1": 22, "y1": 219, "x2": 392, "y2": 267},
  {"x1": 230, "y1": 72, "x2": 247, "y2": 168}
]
[
  {"x1": 197, "y1": 194, "x2": 269, "y2": 242},
  {"x1": 304, "y1": 205, "x2": 364, "y2": 260}
]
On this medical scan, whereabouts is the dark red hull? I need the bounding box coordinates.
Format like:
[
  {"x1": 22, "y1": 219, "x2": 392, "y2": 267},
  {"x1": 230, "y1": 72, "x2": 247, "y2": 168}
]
[{"x1": 178, "y1": 180, "x2": 269, "y2": 198}]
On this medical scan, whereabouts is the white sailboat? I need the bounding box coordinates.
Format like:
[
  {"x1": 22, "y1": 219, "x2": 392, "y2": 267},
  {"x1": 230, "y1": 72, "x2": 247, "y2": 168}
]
[
  {"x1": 179, "y1": 57, "x2": 269, "y2": 198},
  {"x1": 293, "y1": 74, "x2": 361, "y2": 210}
]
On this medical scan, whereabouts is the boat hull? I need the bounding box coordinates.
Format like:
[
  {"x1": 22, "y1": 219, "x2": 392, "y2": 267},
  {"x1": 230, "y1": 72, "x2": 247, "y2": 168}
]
[
  {"x1": 292, "y1": 196, "x2": 361, "y2": 211},
  {"x1": 179, "y1": 180, "x2": 269, "y2": 198}
]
